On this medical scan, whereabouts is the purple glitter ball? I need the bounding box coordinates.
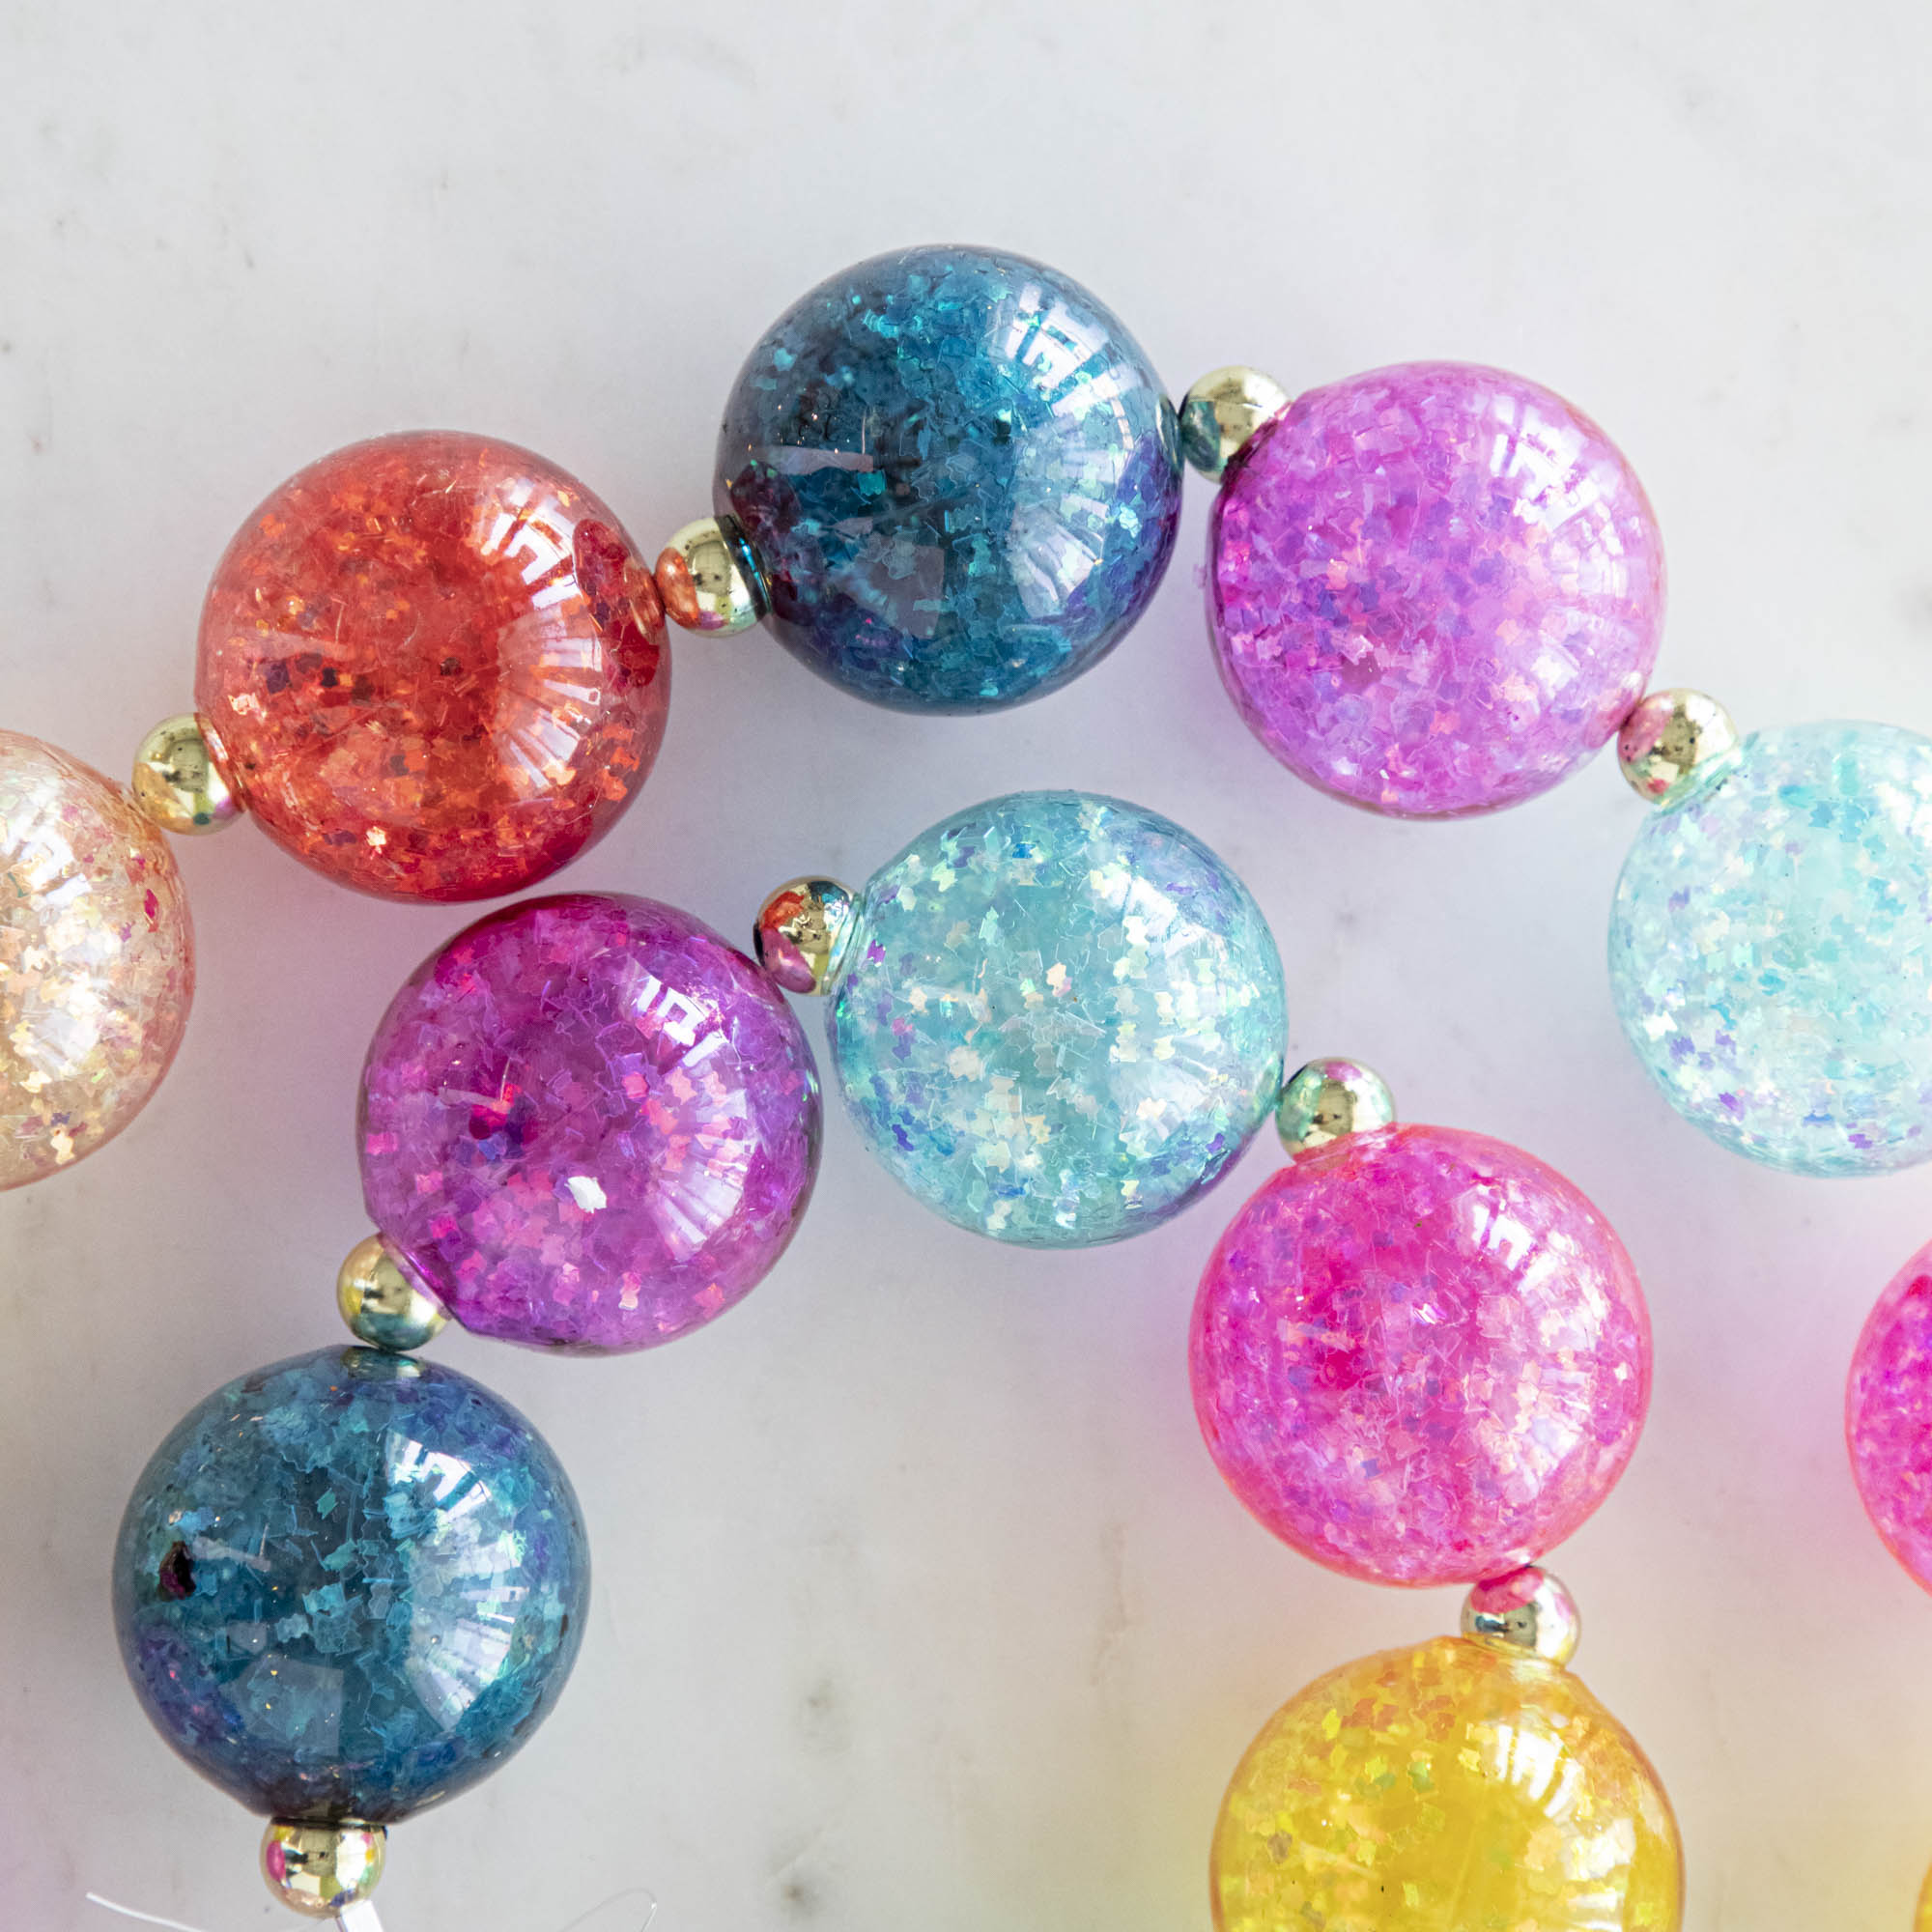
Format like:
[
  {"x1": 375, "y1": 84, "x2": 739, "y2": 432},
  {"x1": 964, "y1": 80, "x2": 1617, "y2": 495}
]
[
  {"x1": 360, "y1": 894, "x2": 821, "y2": 1353},
  {"x1": 1208, "y1": 361, "x2": 1664, "y2": 818}
]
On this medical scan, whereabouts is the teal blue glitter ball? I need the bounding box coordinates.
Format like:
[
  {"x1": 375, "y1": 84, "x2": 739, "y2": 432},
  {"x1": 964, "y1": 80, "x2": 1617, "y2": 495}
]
[
  {"x1": 1609, "y1": 721, "x2": 1932, "y2": 1175},
  {"x1": 829, "y1": 791, "x2": 1287, "y2": 1244},
  {"x1": 717, "y1": 245, "x2": 1182, "y2": 713},
  {"x1": 114, "y1": 1348, "x2": 587, "y2": 1823}
]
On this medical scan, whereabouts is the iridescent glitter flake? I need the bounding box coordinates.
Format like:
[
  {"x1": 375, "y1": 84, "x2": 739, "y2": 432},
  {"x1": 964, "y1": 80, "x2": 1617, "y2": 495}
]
[
  {"x1": 0, "y1": 730, "x2": 194, "y2": 1188},
  {"x1": 197, "y1": 431, "x2": 668, "y2": 902},
  {"x1": 1610, "y1": 721, "x2": 1932, "y2": 1176},
  {"x1": 361, "y1": 894, "x2": 821, "y2": 1352},
  {"x1": 717, "y1": 245, "x2": 1182, "y2": 713},
  {"x1": 828, "y1": 791, "x2": 1286, "y2": 1246},
  {"x1": 1208, "y1": 361, "x2": 1663, "y2": 816},
  {"x1": 1848, "y1": 1240, "x2": 1932, "y2": 1593},
  {"x1": 1191, "y1": 1123, "x2": 1650, "y2": 1586},
  {"x1": 114, "y1": 1347, "x2": 587, "y2": 1824},
  {"x1": 1212, "y1": 1639, "x2": 1682, "y2": 1932}
]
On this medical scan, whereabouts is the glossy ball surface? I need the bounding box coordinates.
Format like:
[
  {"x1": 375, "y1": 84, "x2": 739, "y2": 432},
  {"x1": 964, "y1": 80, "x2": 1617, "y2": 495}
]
[
  {"x1": 1461, "y1": 1564, "x2": 1582, "y2": 1667},
  {"x1": 1191, "y1": 1123, "x2": 1649, "y2": 1585},
  {"x1": 1212, "y1": 1639, "x2": 1682, "y2": 1932},
  {"x1": 1274, "y1": 1056, "x2": 1395, "y2": 1152},
  {"x1": 196, "y1": 431, "x2": 668, "y2": 901},
  {"x1": 1610, "y1": 721, "x2": 1932, "y2": 1175},
  {"x1": 654, "y1": 515, "x2": 766, "y2": 636},
  {"x1": 130, "y1": 713, "x2": 243, "y2": 835},
  {"x1": 114, "y1": 1347, "x2": 587, "y2": 1824},
  {"x1": 0, "y1": 731, "x2": 194, "y2": 1188},
  {"x1": 753, "y1": 875, "x2": 860, "y2": 996},
  {"x1": 1209, "y1": 361, "x2": 1663, "y2": 817},
  {"x1": 1179, "y1": 365, "x2": 1292, "y2": 479},
  {"x1": 261, "y1": 1821, "x2": 385, "y2": 1918},
  {"x1": 1847, "y1": 1238, "x2": 1932, "y2": 1593},
  {"x1": 1617, "y1": 687, "x2": 1739, "y2": 806},
  {"x1": 335, "y1": 1236, "x2": 448, "y2": 1353},
  {"x1": 830, "y1": 790, "x2": 1285, "y2": 1245},
  {"x1": 361, "y1": 894, "x2": 821, "y2": 1352},
  {"x1": 717, "y1": 245, "x2": 1182, "y2": 713}
]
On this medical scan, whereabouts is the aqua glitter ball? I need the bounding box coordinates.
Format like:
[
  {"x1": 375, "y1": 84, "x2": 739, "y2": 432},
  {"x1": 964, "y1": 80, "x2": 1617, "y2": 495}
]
[
  {"x1": 717, "y1": 245, "x2": 1182, "y2": 713},
  {"x1": 1609, "y1": 721, "x2": 1932, "y2": 1175},
  {"x1": 828, "y1": 791, "x2": 1287, "y2": 1245},
  {"x1": 114, "y1": 1348, "x2": 587, "y2": 1823}
]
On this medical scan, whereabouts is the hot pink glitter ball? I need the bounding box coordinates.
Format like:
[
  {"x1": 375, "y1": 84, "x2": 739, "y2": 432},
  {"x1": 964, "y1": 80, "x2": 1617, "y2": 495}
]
[
  {"x1": 360, "y1": 894, "x2": 820, "y2": 1353},
  {"x1": 1847, "y1": 1241, "x2": 1932, "y2": 1592},
  {"x1": 1189, "y1": 1123, "x2": 1651, "y2": 1586},
  {"x1": 1208, "y1": 361, "x2": 1664, "y2": 818}
]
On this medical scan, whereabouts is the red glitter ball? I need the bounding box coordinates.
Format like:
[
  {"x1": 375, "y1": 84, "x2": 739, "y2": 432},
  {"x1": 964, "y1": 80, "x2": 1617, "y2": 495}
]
[{"x1": 195, "y1": 431, "x2": 668, "y2": 901}]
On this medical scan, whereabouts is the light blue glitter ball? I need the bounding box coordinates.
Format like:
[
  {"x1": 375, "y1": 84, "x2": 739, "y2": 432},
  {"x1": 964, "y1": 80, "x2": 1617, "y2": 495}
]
[
  {"x1": 1609, "y1": 721, "x2": 1932, "y2": 1175},
  {"x1": 829, "y1": 791, "x2": 1287, "y2": 1245},
  {"x1": 716, "y1": 245, "x2": 1182, "y2": 714}
]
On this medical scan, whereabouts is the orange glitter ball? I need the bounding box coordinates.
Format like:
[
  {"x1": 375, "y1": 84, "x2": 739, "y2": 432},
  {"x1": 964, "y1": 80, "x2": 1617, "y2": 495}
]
[{"x1": 195, "y1": 431, "x2": 668, "y2": 902}]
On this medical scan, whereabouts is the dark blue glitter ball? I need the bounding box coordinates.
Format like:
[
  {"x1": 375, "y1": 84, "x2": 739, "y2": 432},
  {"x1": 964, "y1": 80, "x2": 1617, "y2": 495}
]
[
  {"x1": 113, "y1": 1347, "x2": 588, "y2": 1824},
  {"x1": 716, "y1": 244, "x2": 1182, "y2": 713}
]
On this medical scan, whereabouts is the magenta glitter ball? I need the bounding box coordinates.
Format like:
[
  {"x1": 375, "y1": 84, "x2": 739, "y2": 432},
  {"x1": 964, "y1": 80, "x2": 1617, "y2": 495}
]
[
  {"x1": 1208, "y1": 361, "x2": 1664, "y2": 818},
  {"x1": 360, "y1": 894, "x2": 821, "y2": 1353},
  {"x1": 1847, "y1": 1241, "x2": 1932, "y2": 1592},
  {"x1": 1189, "y1": 1123, "x2": 1650, "y2": 1586}
]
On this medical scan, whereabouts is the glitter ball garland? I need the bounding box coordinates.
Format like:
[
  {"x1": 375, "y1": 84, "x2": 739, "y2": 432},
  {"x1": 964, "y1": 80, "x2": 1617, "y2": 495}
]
[{"x1": 7, "y1": 228, "x2": 1885, "y2": 1932}]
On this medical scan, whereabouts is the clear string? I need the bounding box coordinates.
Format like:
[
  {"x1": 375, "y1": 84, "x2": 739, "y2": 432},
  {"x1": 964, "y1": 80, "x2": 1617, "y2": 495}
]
[
  {"x1": 85, "y1": 1899, "x2": 213, "y2": 1932},
  {"x1": 555, "y1": 1890, "x2": 657, "y2": 1932},
  {"x1": 85, "y1": 1883, "x2": 657, "y2": 1931}
]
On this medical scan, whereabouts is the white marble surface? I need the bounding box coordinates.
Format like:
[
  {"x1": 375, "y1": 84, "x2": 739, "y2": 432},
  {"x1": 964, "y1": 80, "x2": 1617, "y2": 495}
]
[{"x1": 1, "y1": 5, "x2": 1929, "y2": 1928}]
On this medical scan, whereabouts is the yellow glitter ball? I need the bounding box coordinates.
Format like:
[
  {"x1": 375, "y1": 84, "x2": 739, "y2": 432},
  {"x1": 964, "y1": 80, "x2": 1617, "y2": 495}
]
[
  {"x1": 1917, "y1": 1861, "x2": 1932, "y2": 1929},
  {"x1": 1211, "y1": 1637, "x2": 1682, "y2": 1932},
  {"x1": 1, "y1": 731, "x2": 193, "y2": 1188}
]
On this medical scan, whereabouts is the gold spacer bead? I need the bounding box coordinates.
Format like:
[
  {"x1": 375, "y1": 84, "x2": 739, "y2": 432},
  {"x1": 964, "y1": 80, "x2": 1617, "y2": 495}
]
[
  {"x1": 1179, "y1": 366, "x2": 1293, "y2": 479},
  {"x1": 655, "y1": 514, "x2": 768, "y2": 635},
  {"x1": 1460, "y1": 1565, "x2": 1581, "y2": 1667},
  {"x1": 1277, "y1": 1058, "x2": 1396, "y2": 1155},
  {"x1": 261, "y1": 1819, "x2": 386, "y2": 1918},
  {"x1": 753, "y1": 876, "x2": 860, "y2": 996},
  {"x1": 336, "y1": 1235, "x2": 448, "y2": 1352},
  {"x1": 1618, "y1": 688, "x2": 1740, "y2": 807},
  {"x1": 130, "y1": 713, "x2": 242, "y2": 835}
]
